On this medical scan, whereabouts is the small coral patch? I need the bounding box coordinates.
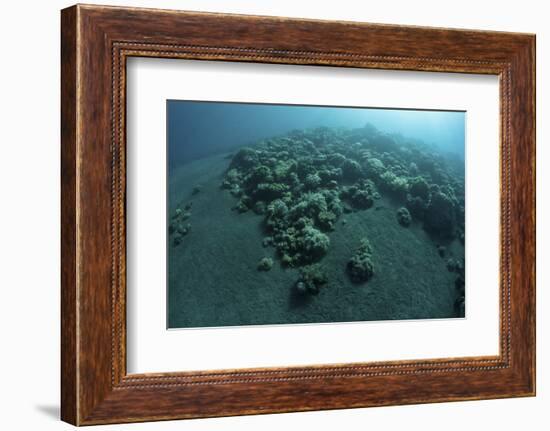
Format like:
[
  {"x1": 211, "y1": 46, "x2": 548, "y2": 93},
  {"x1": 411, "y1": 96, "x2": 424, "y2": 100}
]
[
  {"x1": 296, "y1": 264, "x2": 328, "y2": 295},
  {"x1": 347, "y1": 238, "x2": 375, "y2": 283},
  {"x1": 396, "y1": 207, "x2": 412, "y2": 227},
  {"x1": 257, "y1": 257, "x2": 274, "y2": 271}
]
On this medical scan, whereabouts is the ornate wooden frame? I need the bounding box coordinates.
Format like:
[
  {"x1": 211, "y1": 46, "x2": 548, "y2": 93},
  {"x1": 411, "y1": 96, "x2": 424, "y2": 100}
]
[{"x1": 61, "y1": 4, "x2": 536, "y2": 425}]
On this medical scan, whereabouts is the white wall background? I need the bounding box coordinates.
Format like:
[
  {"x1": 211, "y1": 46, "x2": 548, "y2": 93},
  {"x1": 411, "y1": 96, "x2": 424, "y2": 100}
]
[{"x1": 0, "y1": 1, "x2": 545, "y2": 429}]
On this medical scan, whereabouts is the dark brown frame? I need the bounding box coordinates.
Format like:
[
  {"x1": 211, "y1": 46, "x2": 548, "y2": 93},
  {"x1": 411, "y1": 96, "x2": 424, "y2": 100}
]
[{"x1": 61, "y1": 4, "x2": 536, "y2": 426}]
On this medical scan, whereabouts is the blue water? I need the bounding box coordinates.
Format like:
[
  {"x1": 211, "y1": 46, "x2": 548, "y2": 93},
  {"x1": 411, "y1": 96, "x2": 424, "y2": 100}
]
[{"x1": 167, "y1": 100, "x2": 465, "y2": 169}]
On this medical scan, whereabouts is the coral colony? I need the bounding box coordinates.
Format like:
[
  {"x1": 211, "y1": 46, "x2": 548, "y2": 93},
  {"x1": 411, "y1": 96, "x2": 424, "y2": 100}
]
[{"x1": 169, "y1": 124, "x2": 465, "y2": 316}]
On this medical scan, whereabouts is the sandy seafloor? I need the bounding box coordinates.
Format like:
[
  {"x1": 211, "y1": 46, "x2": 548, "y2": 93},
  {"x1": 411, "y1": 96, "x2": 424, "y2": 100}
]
[{"x1": 168, "y1": 152, "x2": 464, "y2": 329}]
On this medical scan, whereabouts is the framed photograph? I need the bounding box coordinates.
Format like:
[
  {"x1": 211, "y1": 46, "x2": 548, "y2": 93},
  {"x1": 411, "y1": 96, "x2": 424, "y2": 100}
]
[{"x1": 61, "y1": 4, "x2": 536, "y2": 425}]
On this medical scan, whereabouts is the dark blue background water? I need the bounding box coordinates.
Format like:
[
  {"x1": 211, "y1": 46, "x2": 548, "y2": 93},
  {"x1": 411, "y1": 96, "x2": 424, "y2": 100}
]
[{"x1": 167, "y1": 100, "x2": 465, "y2": 169}]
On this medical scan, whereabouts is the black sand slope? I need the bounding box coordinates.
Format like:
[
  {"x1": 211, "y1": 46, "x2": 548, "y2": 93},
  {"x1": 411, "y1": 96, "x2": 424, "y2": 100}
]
[{"x1": 168, "y1": 153, "x2": 464, "y2": 329}]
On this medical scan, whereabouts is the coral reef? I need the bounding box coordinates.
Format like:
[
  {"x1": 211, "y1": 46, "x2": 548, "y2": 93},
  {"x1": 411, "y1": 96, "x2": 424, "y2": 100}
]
[
  {"x1": 257, "y1": 257, "x2": 274, "y2": 271},
  {"x1": 408, "y1": 176, "x2": 430, "y2": 200},
  {"x1": 380, "y1": 171, "x2": 409, "y2": 198},
  {"x1": 220, "y1": 124, "x2": 464, "y2": 295},
  {"x1": 424, "y1": 188, "x2": 458, "y2": 238},
  {"x1": 448, "y1": 258, "x2": 465, "y2": 317},
  {"x1": 347, "y1": 238, "x2": 375, "y2": 283},
  {"x1": 230, "y1": 127, "x2": 462, "y2": 233},
  {"x1": 169, "y1": 203, "x2": 192, "y2": 246},
  {"x1": 295, "y1": 264, "x2": 328, "y2": 295},
  {"x1": 396, "y1": 207, "x2": 412, "y2": 227},
  {"x1": 341, "y1": 179, "x2": 378, "y2": 210}
]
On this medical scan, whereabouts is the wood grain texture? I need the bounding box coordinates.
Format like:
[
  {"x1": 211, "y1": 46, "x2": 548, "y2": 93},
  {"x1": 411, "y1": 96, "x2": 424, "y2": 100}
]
[
  {"x1": 60, "y1": 4, "x2": 536, "y2": 425},
  {"x1": 60, "y1": 5, "x2": 78, "y2": 425}
]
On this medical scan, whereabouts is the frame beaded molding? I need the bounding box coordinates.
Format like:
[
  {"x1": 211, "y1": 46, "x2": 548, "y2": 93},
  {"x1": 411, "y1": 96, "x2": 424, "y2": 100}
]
[{"x1": 110, "y1": 41, "x2": 513, "y2": 388}]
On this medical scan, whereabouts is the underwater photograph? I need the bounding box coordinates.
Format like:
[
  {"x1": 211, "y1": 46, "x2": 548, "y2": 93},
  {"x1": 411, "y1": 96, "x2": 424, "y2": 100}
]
[{"x1": 167, "y1": 101, "x2": 466, "y2": 329}]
